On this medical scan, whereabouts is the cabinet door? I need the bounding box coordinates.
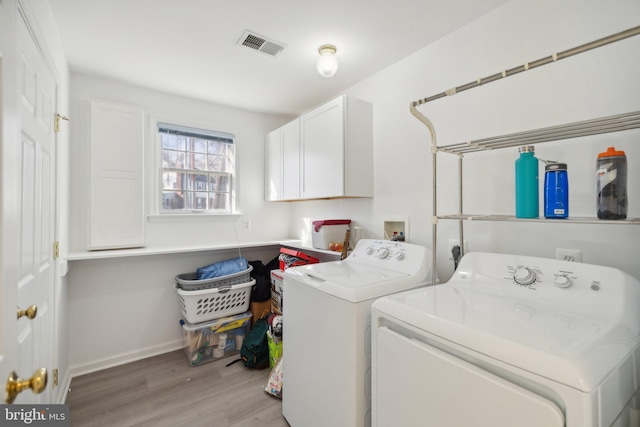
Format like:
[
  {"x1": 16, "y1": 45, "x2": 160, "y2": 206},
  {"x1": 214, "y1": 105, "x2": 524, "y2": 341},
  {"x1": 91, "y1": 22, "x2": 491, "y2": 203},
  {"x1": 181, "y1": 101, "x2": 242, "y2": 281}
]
[
  {"x1": 301, "y1": 97, "x2": 344, "y2": 199},
  {"x1": 89, "y1": 100, "x2": 145, "y2": 250},
  {"x1": 281, "y1": 119, "x2": 300, "y2": 200},
  {"x1": 265, "y1": 128, "x2": 282, "y2": 201},
  {"x1": 374, "y1": 327, "x2": 563, "y2": 427}
]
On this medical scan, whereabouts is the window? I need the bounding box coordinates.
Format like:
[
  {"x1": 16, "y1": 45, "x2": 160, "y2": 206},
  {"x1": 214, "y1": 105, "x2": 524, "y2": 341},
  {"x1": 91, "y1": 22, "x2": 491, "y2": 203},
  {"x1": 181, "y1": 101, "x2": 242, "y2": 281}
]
[{"x1": 158, "y1": 123, "x2": 235, "y2": 213}]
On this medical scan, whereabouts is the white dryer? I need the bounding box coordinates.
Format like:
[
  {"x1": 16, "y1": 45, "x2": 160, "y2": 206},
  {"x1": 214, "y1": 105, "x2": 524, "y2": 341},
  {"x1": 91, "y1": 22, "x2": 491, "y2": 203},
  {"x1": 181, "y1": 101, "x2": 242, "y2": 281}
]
[
  {"x1": 372, "y1": 252, "x2": 640, "y2": 427},
  {"x1": 283, "y1": 239, "x2": 434, "y2": 427}
]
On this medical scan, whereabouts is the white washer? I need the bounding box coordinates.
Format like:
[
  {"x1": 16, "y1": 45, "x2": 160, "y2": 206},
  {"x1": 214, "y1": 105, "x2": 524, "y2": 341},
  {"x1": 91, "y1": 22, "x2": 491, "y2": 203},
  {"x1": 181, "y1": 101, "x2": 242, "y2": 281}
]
[
  {"x1": 372, "y1": 252, "x2": 640, "y2": 427},
  {"x1": 283, "y1": 239, "x2": 434, "y2": 427}
]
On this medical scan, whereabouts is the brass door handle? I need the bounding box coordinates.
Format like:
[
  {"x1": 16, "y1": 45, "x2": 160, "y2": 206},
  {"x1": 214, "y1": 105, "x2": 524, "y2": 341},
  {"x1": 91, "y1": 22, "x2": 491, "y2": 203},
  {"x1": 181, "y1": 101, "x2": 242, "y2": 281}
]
[
  {"x1": 17, "y1": 305, "x2": 37, "y2": 320},
  {"x1": 5, "y1": 368, "x2": 47, "y2": 404}
]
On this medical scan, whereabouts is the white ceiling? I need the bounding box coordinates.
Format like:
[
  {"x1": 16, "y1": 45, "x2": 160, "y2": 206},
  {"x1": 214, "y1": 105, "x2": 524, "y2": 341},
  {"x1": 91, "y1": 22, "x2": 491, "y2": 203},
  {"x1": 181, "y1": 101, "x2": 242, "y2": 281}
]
[{"x1": 48, "y1": 0, "x2": 509, "y2": 116}]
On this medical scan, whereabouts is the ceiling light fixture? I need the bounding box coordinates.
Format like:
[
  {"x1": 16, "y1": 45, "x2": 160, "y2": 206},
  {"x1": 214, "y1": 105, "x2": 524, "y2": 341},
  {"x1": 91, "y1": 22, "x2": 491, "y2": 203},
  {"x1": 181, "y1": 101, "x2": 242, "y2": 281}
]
[{"x1": 317, "y1": 44, "x2": 338, "y2": 78}]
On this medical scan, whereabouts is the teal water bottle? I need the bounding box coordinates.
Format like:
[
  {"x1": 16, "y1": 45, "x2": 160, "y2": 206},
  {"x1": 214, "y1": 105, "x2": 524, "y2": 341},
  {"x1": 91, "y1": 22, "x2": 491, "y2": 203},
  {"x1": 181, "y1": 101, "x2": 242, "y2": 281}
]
[{"x1": 515, "y1": 146, "x2": 539, "y2": 218}]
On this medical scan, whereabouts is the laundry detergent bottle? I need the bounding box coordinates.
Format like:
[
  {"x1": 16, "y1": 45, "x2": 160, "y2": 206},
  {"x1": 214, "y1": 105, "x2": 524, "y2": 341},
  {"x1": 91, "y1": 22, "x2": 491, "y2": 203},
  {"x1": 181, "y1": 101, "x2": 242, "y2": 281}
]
[
  {"x1": 515, "y1": 146, "x2": 539, "y2": 218},
  {"x1": 597, "y1": 146, "x2": 627, "y2": 219}
]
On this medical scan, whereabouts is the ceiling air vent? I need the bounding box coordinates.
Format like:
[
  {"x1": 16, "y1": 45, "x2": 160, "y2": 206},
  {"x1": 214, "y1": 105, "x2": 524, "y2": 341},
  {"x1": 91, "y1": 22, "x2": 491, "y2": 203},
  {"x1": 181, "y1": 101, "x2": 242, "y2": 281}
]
[{"x1": 237, "y1": 31, "x2": 286, "y2": 57}]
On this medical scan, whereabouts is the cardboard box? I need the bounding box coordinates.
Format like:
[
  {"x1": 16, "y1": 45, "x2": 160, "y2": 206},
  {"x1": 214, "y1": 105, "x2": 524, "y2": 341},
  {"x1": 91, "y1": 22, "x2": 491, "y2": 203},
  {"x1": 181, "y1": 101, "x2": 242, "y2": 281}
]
[
  {"x1": 250, "y1": 300, "x2": 271, "y2": 326},
  {"x1": 271, "y1": 269, "x2": 284, "y2": 315}
]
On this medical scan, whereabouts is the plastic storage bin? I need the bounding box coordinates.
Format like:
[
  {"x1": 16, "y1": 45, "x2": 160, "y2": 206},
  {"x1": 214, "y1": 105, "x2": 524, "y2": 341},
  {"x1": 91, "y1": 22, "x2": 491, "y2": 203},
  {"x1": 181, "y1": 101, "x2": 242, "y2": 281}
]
[
  {"x1": 175, "y1": 279, "x2": 255, "y2": 324},
  {"x1": 311, "y1": 219, "x2": 351, "y2": 249},
  {"x1": 181, "y1": 311, "x2": 252, "y2": 366}
]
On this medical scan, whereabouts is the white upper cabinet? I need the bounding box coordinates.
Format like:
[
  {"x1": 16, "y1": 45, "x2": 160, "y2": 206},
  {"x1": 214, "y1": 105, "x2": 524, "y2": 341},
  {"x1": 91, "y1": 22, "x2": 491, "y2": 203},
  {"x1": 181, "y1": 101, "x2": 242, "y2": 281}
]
[
  {"x1": 282, "y1": 119, "x2": 301, "y2": 200},
  {"x1": 301, "y1": 96, "x2": 372, "y2": 199},
  {"x1": 265, "y1": 95, "x2": 372, "y2": 201},
  {"x1": 265, "y1": 128, "x2": 283, "y2": 201},
  {"x1": 89, "y1": 100, "x2": 145, "y2": 250},
  {"x1": 265, "y1": 118, "x2": 300, "y2": 201}
]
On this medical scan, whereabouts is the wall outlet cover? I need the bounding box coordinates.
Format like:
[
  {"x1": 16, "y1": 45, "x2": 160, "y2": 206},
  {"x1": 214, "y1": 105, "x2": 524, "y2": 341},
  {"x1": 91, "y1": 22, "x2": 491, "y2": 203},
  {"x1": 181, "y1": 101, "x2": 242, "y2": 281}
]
[{"x1": 556, "y1": 248, "x2": 582, "y2": 262}]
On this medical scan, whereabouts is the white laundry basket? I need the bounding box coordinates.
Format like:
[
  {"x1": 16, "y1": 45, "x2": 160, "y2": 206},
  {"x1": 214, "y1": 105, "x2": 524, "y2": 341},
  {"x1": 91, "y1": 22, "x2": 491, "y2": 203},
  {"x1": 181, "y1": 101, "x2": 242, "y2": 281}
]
[
  {"x1": 175, "y1": 279, "x2": 255, "y2": 324},
  {"x1": 175, "y1": 265, "x2": 253, "y2": 291}
]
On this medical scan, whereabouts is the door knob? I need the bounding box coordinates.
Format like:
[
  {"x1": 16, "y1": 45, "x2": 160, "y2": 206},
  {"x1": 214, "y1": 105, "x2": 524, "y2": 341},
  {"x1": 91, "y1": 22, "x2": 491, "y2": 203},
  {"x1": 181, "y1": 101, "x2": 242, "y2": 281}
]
[
  {"x1": 17, "y1": 305, "x2": 38, "y2": 320},
  {"x1": 5, "y1": 368, "x2": 47, "y2": 404}
]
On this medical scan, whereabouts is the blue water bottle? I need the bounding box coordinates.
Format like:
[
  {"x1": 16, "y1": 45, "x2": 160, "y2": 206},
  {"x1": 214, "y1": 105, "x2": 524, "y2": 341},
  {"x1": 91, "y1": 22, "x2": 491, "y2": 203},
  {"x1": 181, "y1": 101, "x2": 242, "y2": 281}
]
[
  {"x1": 544, "y1": 163, "x2": 568, "y2": 218},
  {"x1": 515, "y1": 146, "x2": 539, "y2": 218}
]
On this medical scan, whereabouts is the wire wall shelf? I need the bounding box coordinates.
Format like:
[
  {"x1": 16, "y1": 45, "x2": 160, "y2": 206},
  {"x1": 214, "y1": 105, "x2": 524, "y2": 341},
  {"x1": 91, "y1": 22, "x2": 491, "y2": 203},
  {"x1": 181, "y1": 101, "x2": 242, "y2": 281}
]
[{"x1": 437, "y1": 111, "x2": 640, "y2": 155}]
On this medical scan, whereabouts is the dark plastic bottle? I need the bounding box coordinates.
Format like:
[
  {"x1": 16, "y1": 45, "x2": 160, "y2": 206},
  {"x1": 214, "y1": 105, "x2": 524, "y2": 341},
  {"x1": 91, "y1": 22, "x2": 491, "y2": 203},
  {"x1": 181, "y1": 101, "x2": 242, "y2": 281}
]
[{"x1": 597, "y1": 147, "x2": 627, "y2": 219}]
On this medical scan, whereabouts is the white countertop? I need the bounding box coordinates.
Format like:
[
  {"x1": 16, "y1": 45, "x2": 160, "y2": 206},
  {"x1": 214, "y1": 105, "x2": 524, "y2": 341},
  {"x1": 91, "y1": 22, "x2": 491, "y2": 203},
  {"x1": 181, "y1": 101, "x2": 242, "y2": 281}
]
[{"x1": 65, "y1": 239, "x2": 342, "y2": 262}]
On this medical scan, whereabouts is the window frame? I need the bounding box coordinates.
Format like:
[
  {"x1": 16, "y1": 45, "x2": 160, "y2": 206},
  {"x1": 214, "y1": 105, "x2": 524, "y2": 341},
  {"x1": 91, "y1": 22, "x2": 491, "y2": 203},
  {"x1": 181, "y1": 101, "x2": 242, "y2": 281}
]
[{"x1": 154, "y1": 121, "x2": 237, "y2": 216}]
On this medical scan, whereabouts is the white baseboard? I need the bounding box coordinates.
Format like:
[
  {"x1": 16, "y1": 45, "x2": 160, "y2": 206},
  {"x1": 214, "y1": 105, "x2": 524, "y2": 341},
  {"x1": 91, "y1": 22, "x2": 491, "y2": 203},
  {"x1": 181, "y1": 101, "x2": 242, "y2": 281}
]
[{"x1": 67, "y1": 340, "x2": 182, "y2": 383}]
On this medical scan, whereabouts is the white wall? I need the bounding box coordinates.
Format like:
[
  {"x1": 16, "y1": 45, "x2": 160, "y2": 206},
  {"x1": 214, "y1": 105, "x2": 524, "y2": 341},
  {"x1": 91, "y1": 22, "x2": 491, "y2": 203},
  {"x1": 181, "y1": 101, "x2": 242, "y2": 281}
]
[
  {"x1": 67, "y1": 245, "x2": 279, "y2": 375},
  {"x1": 68, "y1": 73, "x2": 292, "y2": 253},
  {"x1": 66, "y1": 74, "x2": 293, "y2": 372},
  {"x1": 291, "y1": 0, "x2": 640, "y2": 282},
  {"x1": 66, "y1": 0, "x2": 640, "y2": 374}
]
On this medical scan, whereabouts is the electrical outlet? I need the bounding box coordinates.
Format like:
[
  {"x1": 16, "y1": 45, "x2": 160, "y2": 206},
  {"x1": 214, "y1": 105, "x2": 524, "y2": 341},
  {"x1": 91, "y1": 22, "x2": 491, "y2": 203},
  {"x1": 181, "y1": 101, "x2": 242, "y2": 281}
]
[
  {"x1": 556, "y1": 248, "x2": 582, "y2": 262},
  {"x1": 448, "y1": 239, "x2": 468, "y2": 260},
  {"x1": 243, "y1": 219, "x2": 252, "y2": 231}
]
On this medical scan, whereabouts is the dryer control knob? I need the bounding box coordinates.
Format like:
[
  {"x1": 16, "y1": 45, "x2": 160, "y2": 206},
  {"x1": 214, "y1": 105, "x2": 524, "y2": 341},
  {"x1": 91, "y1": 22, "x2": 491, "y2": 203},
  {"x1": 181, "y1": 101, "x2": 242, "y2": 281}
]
[
  {"x1": 554, "y1": 275, "x2": 572, "y2": 288},
  {"x1": 365, "y1": 247, "x2": 374, "y2": 255},
  {"x1": 377, "y1": 247, "x2": 389, "y2": 259},
  {"x1": 395, "y1": 252, "x2": 405, "y2": 260},
  {"x1": 514, "y1": 267, "x2": 537, "y2": 286}
]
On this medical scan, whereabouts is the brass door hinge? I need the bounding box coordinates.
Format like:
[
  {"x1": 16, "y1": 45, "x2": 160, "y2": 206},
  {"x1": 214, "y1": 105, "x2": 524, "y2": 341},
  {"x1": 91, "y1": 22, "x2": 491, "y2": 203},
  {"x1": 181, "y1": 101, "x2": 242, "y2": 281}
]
[
  {"x1": 54, "y1": 114, "x2": 69, "y2": 133},
  {"x1": 53, "y1": 369, "x2": 58, "y2": 387},
  {"x1": 53, "y1": 242, "x2": 59, "y2": 259}
]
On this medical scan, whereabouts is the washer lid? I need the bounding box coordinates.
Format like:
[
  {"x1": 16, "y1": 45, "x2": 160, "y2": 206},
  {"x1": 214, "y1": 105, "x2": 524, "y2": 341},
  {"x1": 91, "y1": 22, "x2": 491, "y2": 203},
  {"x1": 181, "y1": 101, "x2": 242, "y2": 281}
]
[
  {"x1": 284, "y1": 261, "x2": 427, "y2": 302},
  {"x1": 372, "y1": 253, "x2": 640, "y2": 393}
]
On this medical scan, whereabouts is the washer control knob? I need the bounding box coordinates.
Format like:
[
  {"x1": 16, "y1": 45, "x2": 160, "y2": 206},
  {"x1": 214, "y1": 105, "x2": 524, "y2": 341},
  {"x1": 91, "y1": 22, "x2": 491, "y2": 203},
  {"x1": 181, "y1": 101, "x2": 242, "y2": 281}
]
[
  {"x1": 514, "y1": 267, "x2": 537, "y2": 286},
  {"x1": 554, "y1": 275, "x2": 572, "y2": 288},
  {"x1": 365, "y1": 247, "x2": 374, "y2": 255},
  {"x1": 395, "y1": 252, "x2": 405, "y2": 260},
  {"x1": 377, "y1": 247, "x2": 389, "y2": 259}
]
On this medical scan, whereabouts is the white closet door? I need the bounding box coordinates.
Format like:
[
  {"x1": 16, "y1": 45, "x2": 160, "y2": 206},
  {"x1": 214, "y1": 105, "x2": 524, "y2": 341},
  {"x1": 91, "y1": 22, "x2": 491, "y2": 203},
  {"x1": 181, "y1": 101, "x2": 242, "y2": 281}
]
[
  {"x1": 89, "y1": 100, "x2": 145, "y2": 250},
  {"x1": 374, "y1": 327, "x2": 564, "y2": 427}
]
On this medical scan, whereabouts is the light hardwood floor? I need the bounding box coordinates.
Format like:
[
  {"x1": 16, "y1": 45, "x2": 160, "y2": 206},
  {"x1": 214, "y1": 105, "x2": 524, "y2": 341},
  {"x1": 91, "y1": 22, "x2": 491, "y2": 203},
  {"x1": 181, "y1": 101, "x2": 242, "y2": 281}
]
[{"x1": 67, "y1": 349, "x2": 289, "y2": 427}]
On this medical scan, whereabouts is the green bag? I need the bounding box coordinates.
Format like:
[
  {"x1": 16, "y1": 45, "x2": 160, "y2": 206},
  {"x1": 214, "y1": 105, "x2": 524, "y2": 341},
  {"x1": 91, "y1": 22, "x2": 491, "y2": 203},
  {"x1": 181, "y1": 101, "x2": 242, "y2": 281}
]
[
  {"x1": 239, "y1": 315, "x2": 270, "y2": 369},
  {"x1": 267, "y1": 330, "x2": 283, "y2": 369}
]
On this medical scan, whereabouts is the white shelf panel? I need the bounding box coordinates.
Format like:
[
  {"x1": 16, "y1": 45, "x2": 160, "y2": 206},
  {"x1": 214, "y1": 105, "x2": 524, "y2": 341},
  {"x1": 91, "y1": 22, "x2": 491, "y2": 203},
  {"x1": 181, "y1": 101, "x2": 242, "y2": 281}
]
[{"x1": 438, "y1": 214, "x2": 640, "y2": 225}]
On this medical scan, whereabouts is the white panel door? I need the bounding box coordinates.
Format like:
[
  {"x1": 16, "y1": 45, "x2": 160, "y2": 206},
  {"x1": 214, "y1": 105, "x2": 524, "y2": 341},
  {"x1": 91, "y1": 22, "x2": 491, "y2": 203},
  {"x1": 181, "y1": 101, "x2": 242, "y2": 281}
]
[
  {"x1": 281, "y1": 118, "x2": 300, "y2": 200},
  {"x1": 301, "y1": 97, "x2": 344, "y2": 199},
  {"x1": 265, "y1": 128, "x2": 282, "y2": 201},
  {"x1": 265, "y1": 119, "x2": 300, "y2": 201},
  {"x1": 0, "y1": 8, "x2": 57, "y2": 404},
  {"x1": 374, "y1": 327, "x2": 564, "y2": 427},
  {"x1": 89, "y1": 100, "x2": 144, "y2": 250}
]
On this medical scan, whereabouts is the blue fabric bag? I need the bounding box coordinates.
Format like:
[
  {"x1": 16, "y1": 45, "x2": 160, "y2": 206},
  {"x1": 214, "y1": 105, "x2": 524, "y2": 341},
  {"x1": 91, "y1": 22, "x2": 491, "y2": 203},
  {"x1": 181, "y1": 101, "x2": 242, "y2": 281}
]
[{"x1": 196, "y1": 256, "x2": 248, "y2": 280}]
